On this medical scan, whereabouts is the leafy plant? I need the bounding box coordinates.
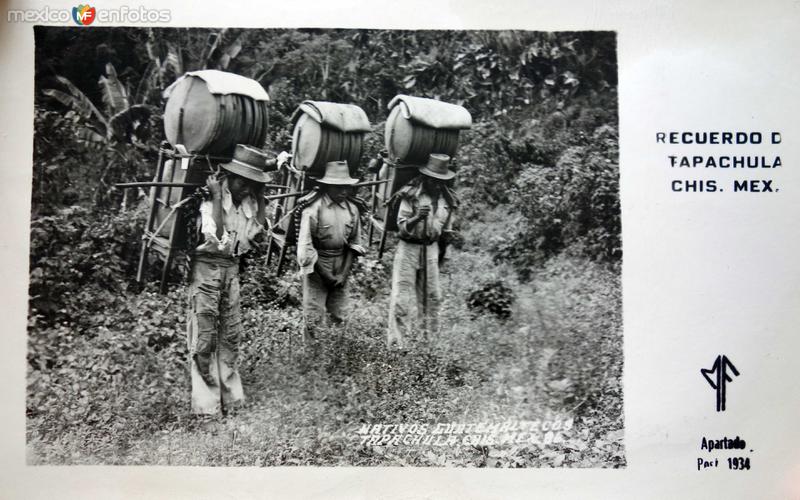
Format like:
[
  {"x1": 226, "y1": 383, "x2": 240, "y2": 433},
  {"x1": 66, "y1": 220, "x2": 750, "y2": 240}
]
[
  {"x1": 466, "y1": 281, "x2": 515, "y2": 320},
  {"x1": 28, "y1": 204, "x2": 146, "y2": 326}
]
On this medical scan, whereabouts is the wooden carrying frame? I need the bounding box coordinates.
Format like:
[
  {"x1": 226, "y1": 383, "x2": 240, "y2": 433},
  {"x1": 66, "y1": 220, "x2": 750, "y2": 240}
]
[
  {"x1": 264, "y1": 162, "x2": 308, "y2": 275},
  {"x1": 367, "y1": 161, "x2": 421, "y2": 260},
  {"x1": 136, "y1": 142, "x2": 220, "y2": 293}
]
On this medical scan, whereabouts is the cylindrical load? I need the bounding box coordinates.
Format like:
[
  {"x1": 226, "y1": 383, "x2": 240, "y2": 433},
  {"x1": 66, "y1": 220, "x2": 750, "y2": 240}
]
[
  {"x1": 291, "y1": 101, "x2": 372, "y2": 178},
  {"x1": 385, "y1": 95, "x2": 472, "y2": 165},
  {"x1": 163, "y1": 70, "x2": 270, "y2": 158}
]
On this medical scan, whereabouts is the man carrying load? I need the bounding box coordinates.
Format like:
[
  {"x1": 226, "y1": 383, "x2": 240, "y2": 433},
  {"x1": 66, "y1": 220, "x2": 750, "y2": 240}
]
[
  {"x1": 296, "y1": 160, "x2": 366, "y2": 343},
  {"x1": 387, "y1": 153, "x2": 458, "y2": 349},
  {"x1": 187, "y1": 144, "x2": 269, "y2": 416}
]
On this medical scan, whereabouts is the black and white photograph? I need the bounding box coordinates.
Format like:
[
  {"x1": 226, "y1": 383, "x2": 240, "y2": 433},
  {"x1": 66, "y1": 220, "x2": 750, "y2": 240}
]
[{"x1": 26, "y1": 26, "x2": 621, "y2": 467}]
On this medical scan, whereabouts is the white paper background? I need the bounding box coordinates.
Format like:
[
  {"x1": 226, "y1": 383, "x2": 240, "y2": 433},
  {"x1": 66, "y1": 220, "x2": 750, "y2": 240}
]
[{"x1": 1, "y1": 0, "x2": 798, "y2": 498}]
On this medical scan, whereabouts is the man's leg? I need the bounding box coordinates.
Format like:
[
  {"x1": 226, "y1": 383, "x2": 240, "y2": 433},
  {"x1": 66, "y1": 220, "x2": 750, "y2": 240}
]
[
  {"x1": 187, "y1": 260, "x2": 223, "y2": 415},
  {"x1": 302, "y1": 271, "x2": 328, "y2": 345},
  {"x1": 327, "y1": 282, "x2": 348, "y2": 325},
  {"x1": 322, "y1": 255, "x2": 346, "y2": 324},
  {"x1": 425, "y1": 243, "x2": 442, "y2": 336},
  {"x1": 414, "y1": 268, "x2": 425, "y2": 326},
  {"x1": 388, "y1": 241, "x2": 419, "y2": 348},
  {"x1": 218, "y1": 263, "x2": 245, "y2": 409}
]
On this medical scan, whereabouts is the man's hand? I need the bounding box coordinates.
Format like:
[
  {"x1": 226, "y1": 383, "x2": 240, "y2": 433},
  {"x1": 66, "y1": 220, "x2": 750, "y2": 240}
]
[
  {"x1": 409, "y1": 205, "x2": 431, "y2": 225},
  {"x1": 277, "y1": 151, "x2": 291, "y2": 167},
  {"x1": 250, "y1": 231, "x2": 266, "y2": 251},
  {"x1": 331, "y1": 274, "x2": 347, "y2": 288},
  {"x1": 206, "y1": 172, "x2": 223, "y2": 199}
]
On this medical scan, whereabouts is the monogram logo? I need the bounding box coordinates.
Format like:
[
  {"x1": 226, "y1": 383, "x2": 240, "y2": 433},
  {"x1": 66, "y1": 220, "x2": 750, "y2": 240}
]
[{"x1": 701, "y1": 355, "x2": 740, "y2": 412}]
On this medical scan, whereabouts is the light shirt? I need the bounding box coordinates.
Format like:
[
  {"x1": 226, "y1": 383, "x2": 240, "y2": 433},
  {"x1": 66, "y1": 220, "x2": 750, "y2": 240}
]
[
  {"x1": 297, "y1": 193, "x2": 365, "y2": 275},
  {"x1": 196, "y1": 177, "x2": 263, "y2": 257},
  {"x1": 397, "y1": 190, "x2": 454, "y2": 242}
]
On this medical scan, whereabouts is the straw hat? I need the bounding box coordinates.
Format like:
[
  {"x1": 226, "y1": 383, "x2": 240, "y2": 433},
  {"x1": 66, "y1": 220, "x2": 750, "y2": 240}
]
[
  {"x1": 418, "y1": 153, "x2": 455, "y2": 180},
  {"x1": 316, "y1": 161, "x2": 359, "y2": 185},
  {"x1": 220, "y1": 144, "x2": 270, "y2": 183}
]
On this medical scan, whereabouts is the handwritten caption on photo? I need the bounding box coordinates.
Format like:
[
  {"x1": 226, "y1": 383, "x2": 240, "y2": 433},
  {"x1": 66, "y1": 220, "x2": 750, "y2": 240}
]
[{"x1": 353, "y1": 419, "x2": 575, "y2": 447}]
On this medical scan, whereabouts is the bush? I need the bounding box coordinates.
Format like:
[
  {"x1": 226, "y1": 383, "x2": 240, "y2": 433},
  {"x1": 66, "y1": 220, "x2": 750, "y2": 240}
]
[
  {"x1": 466, "y1": 280, "x2": 515, "y2": 320},
  {"x1": 487, "y1": 93, "x2": 620, "y2": 274},
  {"x1": 26, "y1": 203, "x2": 192, "y2": 460},
  {"x1": 31, "y1": 108, "x2": 91, "y2": 213},
  {"x1": 26, "y1": 286, "x2": 189, "y2": 461},
  {"x1": 28, "y1": 204, "x2": 147, "y2": 327}
]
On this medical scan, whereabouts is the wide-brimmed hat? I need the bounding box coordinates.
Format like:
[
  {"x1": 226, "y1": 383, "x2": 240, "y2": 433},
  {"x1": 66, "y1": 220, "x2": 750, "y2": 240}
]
[
  {"x1": 418, "y1": 153, "x2": 455, "y2": 180},
  {"x1": 220, "y1": 144, "x2": 270, "y2": 183},
  {"x1": 316, "y1": 161, "x2": 359, "y2": 185}
]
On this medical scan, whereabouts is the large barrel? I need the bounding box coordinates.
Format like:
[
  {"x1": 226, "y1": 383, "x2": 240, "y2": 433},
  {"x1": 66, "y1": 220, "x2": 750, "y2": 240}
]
[
  {"x1": 385, "y1": 95, "x2": 472, "y2": 164},
  {"x1": 291, "y1": 101, "x2": 371, "y2": 178},
  {"x1": 163, "y1": 70, "x2": 270, "y2": 158}
]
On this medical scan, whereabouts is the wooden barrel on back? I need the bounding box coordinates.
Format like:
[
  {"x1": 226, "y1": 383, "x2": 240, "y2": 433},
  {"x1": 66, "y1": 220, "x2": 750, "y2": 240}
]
[
  {"x1": 164, "y1": 76, "x2": 219, "y2": 153},
  {"x1": 163, "y1": 74, "x2": 269, "y2": 158},
  {"x1": 385, "y1": 102, "x2": 462, "y2": 165},
  {"x1": 292, "y1": 113, "x2": 323, "y2": 175},
  {"x1": 292, "y1": 114, "x2": 364, "y2": 178},
  {"x1": 291, "y1": 101, "x2": 369, "y2": 178}
]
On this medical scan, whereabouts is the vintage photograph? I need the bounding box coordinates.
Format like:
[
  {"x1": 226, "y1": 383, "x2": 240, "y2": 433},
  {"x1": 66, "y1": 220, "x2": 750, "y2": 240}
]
[{"x1": 27, "y1": 26, "x2": 621, "y2": 466}]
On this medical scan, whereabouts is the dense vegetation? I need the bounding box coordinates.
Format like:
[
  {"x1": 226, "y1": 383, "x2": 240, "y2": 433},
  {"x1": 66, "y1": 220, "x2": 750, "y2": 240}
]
[{"x1": 28, "y1": 27, "x2": 621, "y2": 466}]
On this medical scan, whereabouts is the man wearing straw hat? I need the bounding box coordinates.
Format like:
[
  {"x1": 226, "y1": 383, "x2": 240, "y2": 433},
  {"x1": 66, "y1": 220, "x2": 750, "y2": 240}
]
[
  {"x1": 187, "y1": 144, "x2": 269, "y2": 416},
  {"x1": 297, "y1": 160, "x2": 366, "y2": 343},
  {"x1": 387, "y1": 153, "x2": 458, "y2": 349}
]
